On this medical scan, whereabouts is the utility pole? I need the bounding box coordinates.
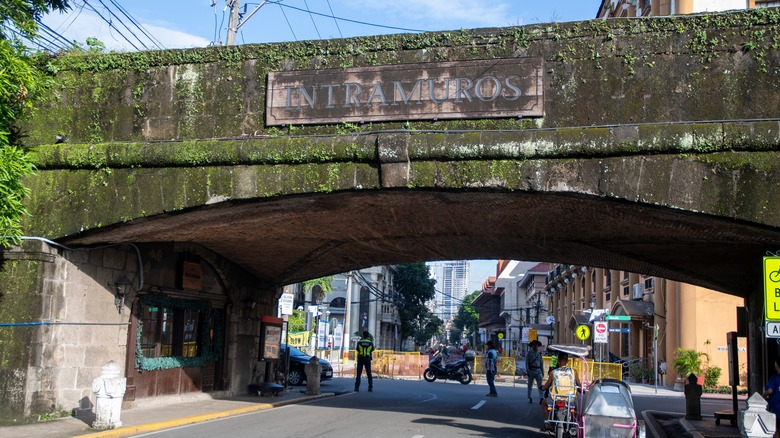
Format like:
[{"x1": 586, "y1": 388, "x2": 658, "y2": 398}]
[
  {"x1": 226, "y1": 0, "x2": 240, "y2": 46},
  {"x1": 341, "y1": 272, "x2": 353, "y2": 365}
]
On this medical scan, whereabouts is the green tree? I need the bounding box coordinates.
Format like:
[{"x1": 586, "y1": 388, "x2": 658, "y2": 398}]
[
  {"x1": 287, "y1": 308, "x2": 306, "y2": 332},
  {"x1": 302, "y1": 276, "x2": 334, "y2": 304},
  {"x1": 0, "y1": 1, "x2": 70, "y2": 247},
  {"x1": 394, "y1": 262, "x2": 437, "y2": 349},
  {"x1": 449, "y1": 291, "x2": 480, "y2": 344}
]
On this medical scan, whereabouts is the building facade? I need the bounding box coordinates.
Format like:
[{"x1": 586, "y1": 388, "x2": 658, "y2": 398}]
[
  {"x1": 544, "y1": 263, "x2": 746, "y2": 387},
  {"x1": 597, "y1": 0, "x2": 779, "y2": 18}
]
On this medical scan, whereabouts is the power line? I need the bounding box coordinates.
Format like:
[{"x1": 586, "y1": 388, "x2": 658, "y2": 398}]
[
  {"x1": 81, "y1": 0, "x2": 141, "y2": 51},
  {"x1": 109, "y1": 0, "x2": 165, "y2": 50},
  {"x1": 268, "y1": 0, "x2": 428, "y2": 34},
  {"x1": 96, "y1": 0, "x2": 151, "y2": 50},
  {"x1": 277, "y1": 1, "x2": 297, "y2": 40},
  {"x1": 301, "y1": 0, "x2": 321, "y2": 39},
  {"x1": 325, "y1": 0, "x2": 342, "y2": 38}
]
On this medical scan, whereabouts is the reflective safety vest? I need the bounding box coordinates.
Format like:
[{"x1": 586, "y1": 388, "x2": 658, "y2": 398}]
[{"x1": 356, "y1": 338, "x2": 374, "y2": 359}]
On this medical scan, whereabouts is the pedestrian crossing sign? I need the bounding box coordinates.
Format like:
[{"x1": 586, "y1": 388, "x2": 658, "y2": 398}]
[{"x1": 576, "y1": 324, "x2": 590, "y2": 341}]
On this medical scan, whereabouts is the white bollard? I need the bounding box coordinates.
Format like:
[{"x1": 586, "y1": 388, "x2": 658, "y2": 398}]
[
  {"x1": 91, "y1": 361, "x2": 127, "y2": 430},
  {"x1": 740, "y1": 392, "x2": 775, "y2": 438}
]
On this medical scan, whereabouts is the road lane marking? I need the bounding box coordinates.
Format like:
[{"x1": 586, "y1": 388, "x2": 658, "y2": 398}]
[
  {"x1": 472, "y1": 400, "x2": 486, "y2": 410},
  {"x1": 418, "y1": 393, "x2": 437, "y2": 403}
]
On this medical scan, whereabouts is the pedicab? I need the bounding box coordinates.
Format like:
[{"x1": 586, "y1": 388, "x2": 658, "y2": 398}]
[
  {"x1": 581, "y1": 378, "x2": 645, "y2": 437},
  {"x1": 542, "y1": 345, "x2": 590, "y2": 438},
  {"x1": 542, "y1": 345, "x2": 644, "y2": 437}
]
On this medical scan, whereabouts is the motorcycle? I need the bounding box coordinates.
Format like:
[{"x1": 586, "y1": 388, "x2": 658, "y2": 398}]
[
  {"x1": 423, "y1": 352, "x2": 472, "y2": 384},
  {"x1": 545, "y1": 393, "x2": 579, "y2": 438}
]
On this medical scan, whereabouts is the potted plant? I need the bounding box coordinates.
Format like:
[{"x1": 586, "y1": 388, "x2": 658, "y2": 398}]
[
  {"x1": 628, "y1": 361, "x2": 643, "y2": 383},
  {"x1": 673, "y1": 348, "x2": 708, "y2": 390}
]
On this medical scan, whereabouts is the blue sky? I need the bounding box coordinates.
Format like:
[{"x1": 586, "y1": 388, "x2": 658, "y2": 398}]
[{"x1": 42, "y1": 1, "x2": 602, "y2": 51}]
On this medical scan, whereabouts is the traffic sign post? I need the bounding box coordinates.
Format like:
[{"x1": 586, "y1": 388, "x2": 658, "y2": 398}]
[
  {"x1": 606, "y1": 315, "x2": 631, "y2": 321},
  {"x1": 594, "y1": 321, "x2": 608, "y2": 343},
  {"x1": 767, "y1": 321, "x2": 780, "y2": 338},
  {"x1": 576, "y1": 324, "x2": 591, "y2": 341},
  {"x1": 765, "y1": 256, "x2": 780, "y2": 320}
]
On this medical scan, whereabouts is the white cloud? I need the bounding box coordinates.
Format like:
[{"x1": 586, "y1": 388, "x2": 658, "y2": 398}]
[
  {"x1": 42, "y1": 10, "x2": 209, "y2": 52},
  {"x1": 348, "y1": 0, "x2": 513, "y2": 29}
]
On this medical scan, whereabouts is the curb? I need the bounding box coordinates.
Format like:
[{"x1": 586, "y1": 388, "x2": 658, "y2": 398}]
[
  {"x1": 680, "y1": 418, "x2": 705, "y2": 438},
  {"x1": 79, "y1": 393, "x2": 335, "y2": 438}
]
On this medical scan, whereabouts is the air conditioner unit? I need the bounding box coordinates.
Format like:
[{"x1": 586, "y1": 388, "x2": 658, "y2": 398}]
[{"x1": 632, "y1": 283, "x2": 644, "y2": 301}]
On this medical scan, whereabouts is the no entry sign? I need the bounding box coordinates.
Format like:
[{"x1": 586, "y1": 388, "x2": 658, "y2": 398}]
[{"x1": 594, "y1": 321, "x2": 608, "y2": 344}]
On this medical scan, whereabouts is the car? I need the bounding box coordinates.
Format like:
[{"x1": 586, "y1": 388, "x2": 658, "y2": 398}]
[{"x1": 280, "y1": 344, "x2": 334, "y2": 386}]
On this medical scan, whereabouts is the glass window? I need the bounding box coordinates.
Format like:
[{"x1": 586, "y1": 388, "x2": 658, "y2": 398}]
[{"x1": 139, "y1": 303, "x2": 200, "y2": 359}]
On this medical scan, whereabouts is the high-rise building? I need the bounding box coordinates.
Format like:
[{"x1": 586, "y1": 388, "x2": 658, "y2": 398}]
[{"x1": 435, "y1": 261, "x2": 470, "y2": 322}]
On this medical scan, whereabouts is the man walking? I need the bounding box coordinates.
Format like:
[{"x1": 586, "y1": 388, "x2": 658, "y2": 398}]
[
  {"x1": 355, "y1": 331, "x2": 374, "y2": 392},
  {"x1": 485, "y1": 340, "x2": 498, "y2": 397},
  {"x1": 525, "y1": 340, "x2": 544, "y2": 403}
]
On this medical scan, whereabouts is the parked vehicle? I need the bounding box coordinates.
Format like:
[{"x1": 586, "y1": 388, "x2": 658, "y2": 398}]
[
  {"x1": 281, "y1": 344, "x2": 333, "y2": 386},
  {"x1": 423, "y1": 351, "x2": 472, "y2": 384}
]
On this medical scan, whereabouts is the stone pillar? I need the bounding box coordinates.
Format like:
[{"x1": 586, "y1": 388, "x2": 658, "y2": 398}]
[
  {"x1": 305, "y1": 356, "x2": 321, "y2": 396},
  {"x1": 740, "y1": 392, "x2": 775, "y2": 438},
  {"x1": 665, "y1": 281, "x2": 679, "y2": 388},
  {"x1": 91, "y1": 361, "x2": 127, "y2": 430}
]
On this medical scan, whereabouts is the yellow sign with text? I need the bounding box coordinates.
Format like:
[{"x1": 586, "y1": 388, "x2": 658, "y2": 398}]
[{"x1": 765, "y1": 257, "x2": 780, "y2": 319}]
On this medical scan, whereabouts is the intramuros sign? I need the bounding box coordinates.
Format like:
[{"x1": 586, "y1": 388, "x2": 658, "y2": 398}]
[{"x1": 266, "y1": 58, "x2": 544, "y2": 125}]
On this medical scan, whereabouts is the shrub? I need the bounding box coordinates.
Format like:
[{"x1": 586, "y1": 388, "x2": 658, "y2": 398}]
[{"x1": 704, "y1": 366, "x2": 722, "y2": 388}]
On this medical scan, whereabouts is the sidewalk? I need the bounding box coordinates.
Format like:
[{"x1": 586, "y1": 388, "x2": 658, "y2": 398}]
[{"x1": 0, "y1": 390, "x2": 334, "y2": 438}]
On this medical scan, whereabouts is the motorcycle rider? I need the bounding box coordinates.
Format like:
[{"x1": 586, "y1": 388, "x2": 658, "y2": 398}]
[{"x1": 539, "y1": 352, "x2": 580, "y2": 432}]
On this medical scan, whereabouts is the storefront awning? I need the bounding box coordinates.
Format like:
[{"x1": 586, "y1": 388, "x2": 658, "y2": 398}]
[{"x1": 611, "y1": 299, "x2": 654, "y2": 320}]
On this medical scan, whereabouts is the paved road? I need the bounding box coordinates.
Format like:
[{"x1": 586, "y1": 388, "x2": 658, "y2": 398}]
[{"x1": 133, "y1": 378, "x2": 736, "y2": 438}]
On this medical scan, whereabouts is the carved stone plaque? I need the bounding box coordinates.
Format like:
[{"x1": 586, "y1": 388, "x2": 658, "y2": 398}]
[{"x1": 266, "y1": 57, "x2": 543, "y2": 126}]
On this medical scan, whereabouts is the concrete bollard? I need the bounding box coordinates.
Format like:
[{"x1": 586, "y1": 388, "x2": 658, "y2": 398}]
[
  {"x1": 305, "y1": 356, "x2": 321, "y2": 396},
  {"x1": 740, "y1": 392, "x2": 776, "y2": 438},
  {"x1": 91, "y1": 361, "x2": 127, "y2": 430},
  {"x1": 684, "y1": 373, "x2": 703, "y2": 421}
]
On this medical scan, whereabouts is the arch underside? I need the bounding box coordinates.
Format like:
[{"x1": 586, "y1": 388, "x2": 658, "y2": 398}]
[{"x1": 62, "y1": 189, "x2": 780, "y2": 297}]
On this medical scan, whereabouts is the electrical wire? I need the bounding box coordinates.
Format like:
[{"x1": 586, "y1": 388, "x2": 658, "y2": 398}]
[
  {"x1": 325, "y1": 0, "x2": 342, "y2": 38},
  {"x1": 81, "y1": 0, "x2": 141, "y2": 51},
  {"x1": 301, "y1": 0, "x2": 321, "y2": 39},
  {"x1": 96, "y1": 0, "x2": 148, "y2": 50},
  {"x1": 269, "y1": 0, "x2": 428, "y2": 33},
  {"x1": 277, "y1": 1, "x2": 297, "y2": 40},
  {"x1": 109, "y1": 0, "x2": 165, "y2": 49}
]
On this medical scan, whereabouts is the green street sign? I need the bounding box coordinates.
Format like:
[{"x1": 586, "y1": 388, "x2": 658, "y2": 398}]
[{"x1": 606, "y1": 315, "x2": 631, "y2": 321}]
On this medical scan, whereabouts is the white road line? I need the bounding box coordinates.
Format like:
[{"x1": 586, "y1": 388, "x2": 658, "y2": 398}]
[
  {"x1": 472, "y1": 400, "x2": 487, "y2": 410},
  {"x1": 411, "y1": 435, "x2": 425, "y2": 438}
]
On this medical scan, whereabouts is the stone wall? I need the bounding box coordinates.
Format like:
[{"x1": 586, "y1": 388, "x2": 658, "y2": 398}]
[
  {"x1": 22, "y1": 9, "x2": 780, "y2": 145},
  {"x1": 0, "y1": 239, "x2": 272, "y2": 422}
]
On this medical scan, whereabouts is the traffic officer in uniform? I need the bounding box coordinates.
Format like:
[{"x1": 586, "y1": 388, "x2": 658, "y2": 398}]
[{"x1": 355, "y1": 331, "x2": 374, "y2": 392}]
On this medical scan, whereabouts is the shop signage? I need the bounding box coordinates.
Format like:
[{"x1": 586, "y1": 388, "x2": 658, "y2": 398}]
[{"x1": 266, "y1": 57, "x2": 544, "y2": 125}]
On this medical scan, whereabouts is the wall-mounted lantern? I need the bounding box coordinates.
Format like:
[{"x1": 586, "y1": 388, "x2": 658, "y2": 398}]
[{"x1": 114, "y1": 276, "x2": 132, "y2": 314}]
